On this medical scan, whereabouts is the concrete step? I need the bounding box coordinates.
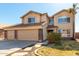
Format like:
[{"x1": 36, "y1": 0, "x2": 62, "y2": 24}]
[
  {"x1": 34, "y1": 40, "x2": 48, "y2": 48},
  {"x1": 23, "y1": 47, "x2": 32, "y2": 51}
]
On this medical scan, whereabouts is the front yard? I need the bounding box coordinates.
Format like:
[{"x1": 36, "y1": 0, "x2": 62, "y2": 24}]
[{"x1": 36, "y1": 39, "x2": 79, "y2": 56}]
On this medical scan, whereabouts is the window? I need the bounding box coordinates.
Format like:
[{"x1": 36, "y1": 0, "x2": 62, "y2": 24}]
[
  {"x1": 58, "y1": 29, "x2": 63, "y2": 33},
  {"x1": 28, "y1": 17, "x2": 35, "y2": 24},
  {"x1": 67, "y1": 29, "x2": 71, "y2": 37},
  {"x1": 67, "y1": 30, "x2": 70, "y2": 34},
  {"x1": 58, "y1": 18, "x2": 62, "y2": 24},
  {"x1": 66, "y1": 17, "x2": 70, "y2": 23},
  {"x1": 49, "y1": 19, "x2": 54, "y2": 25},
  {"x1": 58, "y1": 16, "x2": 70, "y2": 24}
]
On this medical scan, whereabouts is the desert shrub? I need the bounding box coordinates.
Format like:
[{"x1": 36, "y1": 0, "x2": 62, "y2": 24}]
[
  {"x1": 62, "y1": 43, "x2": 72, "y2": 50},
  {"x1": 47, "y1": 32, "x2": 62, "y2": 44}
]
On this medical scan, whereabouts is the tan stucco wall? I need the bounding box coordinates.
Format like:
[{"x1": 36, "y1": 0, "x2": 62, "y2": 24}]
[
  {"x1": 4, "y1": 10, "x2": 74, "y2": 40},
  {"x1": 17, "y1": 29, "x2": 39, "y2": 41},
  {"x1": 4, "y1": 12, "x2": 49, "y2": 40},
  {"x1": 43, "y1": 27, "x2": 47, "y2": 40},
  {"x1": 54, "y1": 11, "x2": 74, "y2": 37},
  {"x1": 41, "y1": 14, "x2": 49, "y2": 40},
  {"x1": 42, "y1": 21, "x2": 48, "y2": 40},
  {"x1": 41, "y1": 14, "x2": 49, "y2": 24},
  {"x1": 7, "y1": 30, "x2": 15, "y2": 40},
  {"x1": 22, "y1": 13, "x2": 41, "y2": 24}
]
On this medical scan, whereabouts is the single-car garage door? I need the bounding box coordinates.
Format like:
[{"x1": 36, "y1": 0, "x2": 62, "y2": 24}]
[
  {"x1": 17, "y1": 29, "x2": 39, "y2": 41},
  {"x1": 7, "y1": 30, "x2": 15, "y2": 40}
]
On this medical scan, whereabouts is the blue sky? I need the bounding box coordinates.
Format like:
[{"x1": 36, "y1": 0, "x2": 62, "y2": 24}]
[{"x1": 0, "y1": 3, "x2": 79, "y2": 32}]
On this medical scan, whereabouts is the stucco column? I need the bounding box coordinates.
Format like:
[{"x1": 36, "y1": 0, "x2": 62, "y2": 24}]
[
  {"x1": 38, "y1": 29, "x2": 43, "y2": 42},
  {"x1": 14, "y1": 30, "x2": 18, "y2": 40},
  {"x1": 4, "y1": 30, "x2": 7, "y2": 40}
]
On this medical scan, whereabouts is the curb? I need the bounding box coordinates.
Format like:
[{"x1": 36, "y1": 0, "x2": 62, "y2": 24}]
[{"x1": 6, "y1": 48, "x2": 22, "y2": 56}]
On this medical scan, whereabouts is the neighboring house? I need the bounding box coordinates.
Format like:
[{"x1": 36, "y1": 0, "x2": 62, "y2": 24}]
[
  {"x1": 0, "y1": 24, "x2": 11, "y2": 39},
  {"x1": 3, "y1": 8, "x2": 75, "y2": 41},
  {"x1": 75, "y1": 32, "x2": 79, "y2": 39},
  {"x1": 0, "y1": 29, "x2": 4, "y2": 39}
]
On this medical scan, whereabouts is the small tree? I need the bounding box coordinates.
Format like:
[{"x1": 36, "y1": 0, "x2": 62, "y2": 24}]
[{"x1": 47, "y1": 32, "x2": 62, "y2": 44}]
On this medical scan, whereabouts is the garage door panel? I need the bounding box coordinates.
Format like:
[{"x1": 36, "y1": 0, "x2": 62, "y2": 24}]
[
  {"x1": 17, "y1": 30, "x2": 38, "y2": 40},
  {"x1": 7, "y1": 31, "x2": 15, "y2": 40}
]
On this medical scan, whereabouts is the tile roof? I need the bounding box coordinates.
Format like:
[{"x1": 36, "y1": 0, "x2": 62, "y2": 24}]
[
  {"x1": 21, "y1": 10, "x2": 46, "y2": 18},
  {"x1": 3, "y1": 23, "x2": 43, "y2": 29},
  {"x1": 52, "y1": 10, "x2": 67, "y2": 17},
  {"x1": 47, "y1": 25, "x2": 58, "y2": 28},
  {"x1": 51, "y1": 8, "x2": 75, "y2": 17}
]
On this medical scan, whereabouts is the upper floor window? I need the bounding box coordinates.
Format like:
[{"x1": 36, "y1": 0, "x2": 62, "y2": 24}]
[
  {"x1": 58, "y1": 16, "x2": 70, "y2": 24},
  {"x1": 67, "y1": 29, "x2": 71, "y2": 37},
  {"x1": 58, "y1": 29, "x2": 63, "y2": 33},
  {"x1": 67, "y1": 29, "x2": 71, "y2": 34},
  {"x1": 28, "y1": 17, "x2": 35, "y2": 24},
  {"x1": 49, "y1": 19, "x2": 54, "y2": 25}
]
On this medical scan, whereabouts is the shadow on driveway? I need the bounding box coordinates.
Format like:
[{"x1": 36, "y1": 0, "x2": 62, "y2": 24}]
[{"x1": 0, "y1": 40, "x2": 36, "y2": 50}]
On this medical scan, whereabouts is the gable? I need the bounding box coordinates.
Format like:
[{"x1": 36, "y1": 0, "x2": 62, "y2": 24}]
[
  {"x1": 21, "y1": 11, "x2": 42, "y2": 18},
  {"x1": 53, "y1": 10, "x2": 73, "y2": 18}
]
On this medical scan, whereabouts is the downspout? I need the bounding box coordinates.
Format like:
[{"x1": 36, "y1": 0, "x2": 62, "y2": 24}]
[{"x1": 73, "y1": 9, "x2": 75, "y2": 39}]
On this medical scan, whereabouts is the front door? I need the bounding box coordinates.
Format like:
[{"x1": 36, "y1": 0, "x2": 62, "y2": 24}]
[{"x1": 48, "y1": 30, "x2": 54, "y2": 33}]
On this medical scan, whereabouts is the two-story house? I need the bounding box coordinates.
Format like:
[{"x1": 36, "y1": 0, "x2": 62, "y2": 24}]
[{"x1": 3, "y1": 8, "x2": 75, "y2": 41}]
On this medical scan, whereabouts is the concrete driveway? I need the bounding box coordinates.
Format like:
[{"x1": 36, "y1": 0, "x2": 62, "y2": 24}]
[{"x1": 0, "y1": 40, "x2": 36, "y2": 56}]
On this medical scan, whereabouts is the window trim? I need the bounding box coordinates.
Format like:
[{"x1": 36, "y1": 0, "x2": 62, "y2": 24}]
[
  {"x1": 58, "y1": 16, "x2": 70, "y2": 24},
  {"x1": 49, "y1": 19, "x2": 54, "y2": 25},
  {"x1": 28, "y1": 17, "x2": 35, "y2": 24},
  {"x1": 58, "y1": 29, "x2": 63, "y2": 33}
]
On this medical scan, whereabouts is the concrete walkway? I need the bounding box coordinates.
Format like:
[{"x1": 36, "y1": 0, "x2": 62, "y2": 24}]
[
  {"x1": 9, "y1": 40, "x2": 48, "y2": 56},
  {"x1": 10, "y1": 44, "x2": 41, "y2": 56}
]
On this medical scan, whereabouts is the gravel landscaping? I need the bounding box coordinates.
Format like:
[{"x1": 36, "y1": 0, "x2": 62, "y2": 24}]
[{"x1": 35, "y1": 40, "x2": 79, "y2": 56}]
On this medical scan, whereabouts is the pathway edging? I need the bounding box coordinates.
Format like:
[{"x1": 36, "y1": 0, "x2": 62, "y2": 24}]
[{"x1": 34, "y1": 47, "x2": 44, "y2": 56}]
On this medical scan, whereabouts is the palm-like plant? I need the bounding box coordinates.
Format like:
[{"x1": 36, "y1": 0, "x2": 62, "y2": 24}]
[
  {"x1": 73, "y1": 3, "x2": 79, "y2": 11},
  {"x1": 72, "y1": 3, "x2": 79, "y2": 39}
]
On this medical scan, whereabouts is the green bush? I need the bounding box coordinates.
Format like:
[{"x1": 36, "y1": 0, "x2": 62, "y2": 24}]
[
  {"x1": 63, "y1": 43, "x2": 72, "y2": 50},
  {"x1": 47, "y1": 32, "x2": 62, "y2": 44}
]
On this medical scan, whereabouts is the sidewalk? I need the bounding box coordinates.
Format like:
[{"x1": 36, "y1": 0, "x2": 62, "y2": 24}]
[{"x1": 0, "y1": 48, "x2": 21, "y2": 56}]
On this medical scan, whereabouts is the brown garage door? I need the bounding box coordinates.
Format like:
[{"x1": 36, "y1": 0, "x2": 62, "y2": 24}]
[
  {"x1": 7, "y1": 30, "x2": 15, "y2": 40},
  {"x1": 17, "y1": 29, "x2": 39, "y2": 41}
]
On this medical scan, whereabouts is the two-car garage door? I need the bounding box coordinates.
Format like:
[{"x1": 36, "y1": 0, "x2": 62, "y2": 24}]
[
  {"x1": 5, "y1": 30, "x2": 39, "y2": 41},
  {"x1": 7, "y1": 30, "x2": 15, "y2": 40},
  {"x1": 17, "y1": 30, "x2": 38, "y2": 40}
]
